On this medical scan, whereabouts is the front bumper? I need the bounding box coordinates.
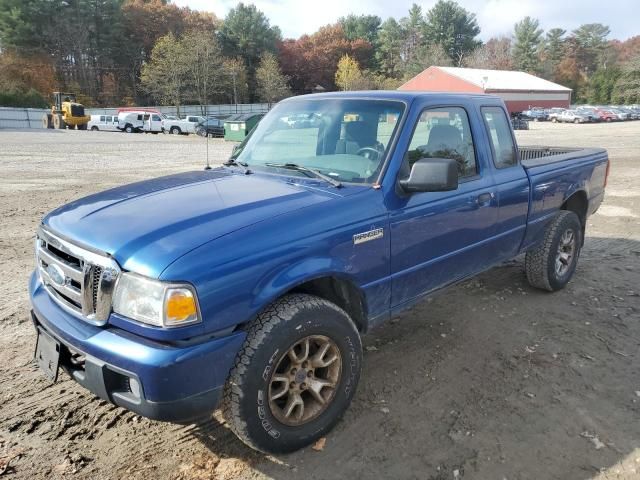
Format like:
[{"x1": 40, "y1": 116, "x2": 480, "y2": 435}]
[{"x1": 29, "y1": 272, "x2": 246, "y2": 423}]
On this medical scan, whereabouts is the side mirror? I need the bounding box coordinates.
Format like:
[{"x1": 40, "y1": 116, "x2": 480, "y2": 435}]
[{"x1": 399, "y1": 157, "x2": 459, "y2": 193}]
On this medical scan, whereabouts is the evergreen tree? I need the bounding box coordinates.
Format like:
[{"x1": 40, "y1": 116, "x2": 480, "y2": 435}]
[
  {"x1": 423, "y1": 0, "x2": 481, "y2": 66},
  {"x1": 255, "y1": 51, "x2": 291, "y2": 104},
  {"x1": 513, "y1": 17, "x2": 544, "y2": 73}
]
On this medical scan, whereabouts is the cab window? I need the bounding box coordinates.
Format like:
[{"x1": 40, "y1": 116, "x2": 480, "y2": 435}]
[
  {"x1": 405, "y1": 107, "x2": 477, "y2": 178},
  {"x1": 481, "y1": 107, "x2": 517, "y2": 168}
]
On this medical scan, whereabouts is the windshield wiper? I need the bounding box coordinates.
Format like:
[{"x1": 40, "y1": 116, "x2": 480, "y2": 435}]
[
  {"x1": 264, "y1": 162, "x2": 343, "y2": 188},
  {"x1": 223, "y1": 159, "x2": 252, "y2": 175}
]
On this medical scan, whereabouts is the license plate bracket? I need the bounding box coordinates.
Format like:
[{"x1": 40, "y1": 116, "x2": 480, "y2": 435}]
[{"x1": 35, "y1": 328, "x2": 60, "y2": 382}]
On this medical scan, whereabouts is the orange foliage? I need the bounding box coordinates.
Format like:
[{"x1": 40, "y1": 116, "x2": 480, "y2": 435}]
[
  {"x1": 279, "y1": 25, "x2": 373, "y2": 92},
  {"x1": 0, "y1": 50, "x2": 56, "y2": 95}
]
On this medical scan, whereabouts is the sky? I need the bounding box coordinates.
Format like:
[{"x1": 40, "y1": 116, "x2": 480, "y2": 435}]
[{"x1": 174, "y1": 0, "x2": 637, "y2": 41}]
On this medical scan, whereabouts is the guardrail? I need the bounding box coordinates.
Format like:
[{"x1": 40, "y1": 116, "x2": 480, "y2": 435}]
[{"x1": 0, "y1": 103, "x2": 271, "y2": 129}]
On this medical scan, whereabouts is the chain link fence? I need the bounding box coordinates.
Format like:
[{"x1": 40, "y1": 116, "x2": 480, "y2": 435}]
[{"x1": 0, "y1": 103, "x2": 271, "y2": 129}]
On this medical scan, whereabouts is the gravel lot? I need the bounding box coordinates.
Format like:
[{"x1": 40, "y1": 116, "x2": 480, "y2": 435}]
[{"x1": 0, "y1": 123, "x2": 639, "y2": 480}]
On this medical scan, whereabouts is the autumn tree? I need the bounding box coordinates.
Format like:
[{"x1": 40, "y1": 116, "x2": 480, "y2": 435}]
[
  {"x1": 222, "y1": 58, "x2": 249, "y2": 104},
  {"x1": 256, "y1": 52, "x2": 291, "y2": 104},
  {"x1": 335, "y1": 55, "x2": 362, "y2": 90},
  {"x1": 279, "y1": 25, "x2": 372, "y2": 93},
  {"x1": 423, "y1": 0, "x2": 481, "y2": 66},
  {"x1": 141, "y1": 33, "x2": 189, "y2": 114},
  {"x1": 181, "y1": 30, "x2": 226, "y2": 109},
  {"x1": 219, "y1": 3, "x2": 281, "y2": 100},
  {"x1": 464, "y1": 37, "x2": 513, "y2": 70},
  {"x1": 513, "y1": 17, "x2": 544, "y2": 73},
  {"x1": 404, "y1": 44, "x2": 452, "y2": 78}
]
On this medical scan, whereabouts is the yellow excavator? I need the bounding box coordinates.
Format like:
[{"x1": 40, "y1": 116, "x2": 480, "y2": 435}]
[{"x1": 42, "y1": 92, "x2": 90, "y2": 130}]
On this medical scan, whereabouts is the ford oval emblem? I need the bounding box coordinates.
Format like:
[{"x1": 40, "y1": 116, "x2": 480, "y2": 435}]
[{"x1": 46, "y1": 264, "x2": 66, "y2": 286}]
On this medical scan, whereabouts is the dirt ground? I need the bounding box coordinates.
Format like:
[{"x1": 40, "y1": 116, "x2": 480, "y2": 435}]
[{"x1": 0, "y1": 123, "x2": 638, "y2": 480}]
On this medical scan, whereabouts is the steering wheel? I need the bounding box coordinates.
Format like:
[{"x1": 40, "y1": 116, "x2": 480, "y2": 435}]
[{"x1": 356, "y1": 147, "x2": 382, "y2": 160}]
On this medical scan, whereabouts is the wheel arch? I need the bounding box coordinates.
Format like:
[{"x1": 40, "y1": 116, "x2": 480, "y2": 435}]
[
  {"x1": 561, "y1": 190, "x2": 588, "y2": 227},
  {"x1": 247, "y1": 270, "x2": 369, "y2": 334}
]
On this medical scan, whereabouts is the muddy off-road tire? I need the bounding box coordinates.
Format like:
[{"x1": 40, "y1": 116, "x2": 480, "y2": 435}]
[
  {"x1": 525, "y1": 211, "x2": 582, "y2": 292},
  {"x1": 222, "y1": 294, "x2": 362, "y2": 454}
]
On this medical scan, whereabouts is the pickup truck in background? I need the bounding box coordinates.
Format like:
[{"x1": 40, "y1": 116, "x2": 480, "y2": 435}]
[
  {"x1": 161, "y1": 115, "x2": 205, "y2": 135},
  {"x1": 30, "y1": 91, "x2": 608, "y2": 454}
]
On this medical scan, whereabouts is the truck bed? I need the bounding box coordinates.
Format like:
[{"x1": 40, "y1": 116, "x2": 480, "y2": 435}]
[{"x1": 520, "y1": 146, "x2": 607, "y2": 167}]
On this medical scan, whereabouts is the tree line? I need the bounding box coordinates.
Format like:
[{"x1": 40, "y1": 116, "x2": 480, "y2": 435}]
[{"x1": 0, "y1": 0, "x2": 638, "y2": 109}]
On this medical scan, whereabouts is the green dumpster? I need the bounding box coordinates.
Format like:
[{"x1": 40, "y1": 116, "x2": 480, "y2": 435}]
[{"x1": 223, "y1": 113, "x2": 263, "y2": 141}]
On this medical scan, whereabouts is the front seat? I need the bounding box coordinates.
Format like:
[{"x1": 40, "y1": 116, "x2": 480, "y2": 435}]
[{"x1": 335, "y1": 121, "x2": 371, "y2": 154}]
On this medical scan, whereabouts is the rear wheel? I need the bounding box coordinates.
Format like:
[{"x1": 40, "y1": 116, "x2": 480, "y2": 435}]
[
  {"x1": 91, "y1": 126, "x2": 99, "y2": 131},
  {"x1": 551, "y1": 117, "x2": 557, "y2": 123},
  {"x1": 573, "y1": 118, "x2": 580, "y2": 124},
  {"x1": 525, "y1": 211, "x2": 582, "y2": 292},
  {"x1": 222, "y1": 294, "x2": 362, "y2": 454}
]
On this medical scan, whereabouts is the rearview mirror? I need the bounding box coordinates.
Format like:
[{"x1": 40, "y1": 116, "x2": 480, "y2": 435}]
[{"x1": 399, "y1": 157, "x2": 458, "y2": 193}]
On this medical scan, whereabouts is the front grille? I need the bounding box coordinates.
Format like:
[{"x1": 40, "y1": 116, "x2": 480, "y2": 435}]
[
  {"x1": 70, "y1": 104, "x2": 85, "y2": 117},
  {"x1": 36, "y1": 228, "x2": 120, "y2": 326},
  {"x1": 92, "y1": 266, "x2": 102, "y2": 313}
]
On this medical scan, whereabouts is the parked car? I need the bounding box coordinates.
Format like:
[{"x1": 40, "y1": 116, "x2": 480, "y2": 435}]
[
  {"x1": 619, "y1": 107, "x2": 640, "y2": 120},
  {"x1": 87, "y1": 114, "x2": 120, "y2": 131},
  {"x1": 609, "y1": 108, "x2": 631, "y2": 121},
  {"x1": 547, "y1": 108, "x2": 566, "y2": 122},
  {"x1": 161, "y1": 115, "x2": 205, "y2": 135},
  {"x1": 30, "y1": 91, "x2": 609, "y2": 454},
  {"x1": 575, "y1": 107, "x2": 600, "y2": 122},
  {"x1": 195, "y1": 118, "x2": 225, "y2": 137},
  {"x1": 556, "y1": 110, "x2": 590, "y2": 124},
  {"x1": 521, "y1": 108, "x2": 548, "y2": 121},
  {"x1": 595, "y1": 109, "x2": 618, "y2": 122},
  {"x1": 117, "y1": 111, "x2": 164, "y2": 133}
]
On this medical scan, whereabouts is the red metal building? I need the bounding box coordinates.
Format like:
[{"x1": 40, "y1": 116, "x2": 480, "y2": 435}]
[{"x1": 399, "y1": 66, "x2": 572, "y2": 113}]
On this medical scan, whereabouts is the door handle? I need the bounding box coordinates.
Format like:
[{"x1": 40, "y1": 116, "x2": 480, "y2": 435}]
[{"x1": 476, "y1": 192, "x2": 494, "y2": 206}]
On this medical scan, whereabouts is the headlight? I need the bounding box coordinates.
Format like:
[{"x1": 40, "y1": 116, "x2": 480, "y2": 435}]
[{"x1": 112, "y1": 272, "x2": 200, "y2": 327}]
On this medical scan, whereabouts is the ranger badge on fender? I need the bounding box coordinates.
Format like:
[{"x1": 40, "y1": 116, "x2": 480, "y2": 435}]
[{"x1": 353, "y1": 228, "x2": 384, "y2": 245}]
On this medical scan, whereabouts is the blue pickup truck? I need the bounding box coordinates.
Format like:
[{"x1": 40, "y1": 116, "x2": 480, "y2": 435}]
[{"x1": 30, "y1": 91, "x2": 609, "y2": 453}]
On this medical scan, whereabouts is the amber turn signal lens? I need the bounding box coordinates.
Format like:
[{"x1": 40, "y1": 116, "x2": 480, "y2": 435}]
[{"x1": 165, "y1": 289, "x2": 197, "y2": 324}]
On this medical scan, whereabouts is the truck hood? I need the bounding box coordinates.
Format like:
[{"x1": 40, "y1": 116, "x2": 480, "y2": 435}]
[{"x1": 43, "y1": 169, "x2": 350, "y2": 277}]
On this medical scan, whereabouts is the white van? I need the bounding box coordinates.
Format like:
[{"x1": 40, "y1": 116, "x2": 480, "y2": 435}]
[
  {"x1": 117, "y1": 111, "x2": 164, "y2": 133},
  {"x1": 88, "y1": 114, "x2": 120, "y2": 132}
]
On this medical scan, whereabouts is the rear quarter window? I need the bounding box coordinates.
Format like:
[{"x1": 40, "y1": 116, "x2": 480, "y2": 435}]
[{"x1": 481, "y1": 107, "x2": 517, "y2": 168}]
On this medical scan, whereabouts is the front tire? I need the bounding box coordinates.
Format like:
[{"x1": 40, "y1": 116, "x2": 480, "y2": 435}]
[
  {"x1": 125, "y1": 124, "x2": 133, "y2": 133},
  {"x1": 170, "y1": 126, "x2": 181, "y2": 135},
  {"x1": 222, "y1": 294, "x2": 362, "y2": 454},
  {"x1": 525, "y1": 211, "x2": 582, "y2": 291}
]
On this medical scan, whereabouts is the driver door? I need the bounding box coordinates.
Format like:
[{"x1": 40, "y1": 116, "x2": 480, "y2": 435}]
[{"x1": 389, "y1": 104, "x2": 498, "y2": 307}]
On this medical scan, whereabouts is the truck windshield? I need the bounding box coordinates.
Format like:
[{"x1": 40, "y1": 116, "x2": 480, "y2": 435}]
[{"x1": 232, "y1": 99, "x2": 405, "y2": 184}]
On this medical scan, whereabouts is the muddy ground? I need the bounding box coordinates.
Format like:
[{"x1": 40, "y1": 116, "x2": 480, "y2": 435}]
[{"x1": 0, "y1": 123, "x2": 638, "y2": 480}]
